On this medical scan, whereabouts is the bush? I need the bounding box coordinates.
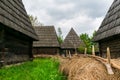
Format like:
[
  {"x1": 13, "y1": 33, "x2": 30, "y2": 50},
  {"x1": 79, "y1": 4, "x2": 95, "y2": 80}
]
[
  {"x1": 78, "y1": 46, "x2": 92, "y2": 54},
  {"x1": 77, "y1": 46, "x2": 85, "y2": 54}
]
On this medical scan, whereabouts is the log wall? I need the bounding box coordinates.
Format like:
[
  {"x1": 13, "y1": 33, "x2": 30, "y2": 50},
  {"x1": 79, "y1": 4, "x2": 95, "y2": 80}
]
[
  {"x1": 0, "y1": 26, "x2": 33, "y2": 64},
  {"x1": 33, "y1": 47, "x2": 59, "y2": 55},
  {"x1": 99, "y1": 36, "x2": 120, "y2": 58}
]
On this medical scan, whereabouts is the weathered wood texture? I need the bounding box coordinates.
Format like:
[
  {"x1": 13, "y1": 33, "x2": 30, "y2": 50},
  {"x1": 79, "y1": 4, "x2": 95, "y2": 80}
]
[
  {"x1": 99, "y1": 36, "x2": 120, "y2": 58},
  {"x1": 0, "y1": 26, "x2": 33, "y2": 64},
  {"x1": 93, "y1": 0, "x2": 120, "y2": 58},
  {"x1": 0, "y1": 0, "x2": 37, "y2": 65},
  {"x1": 94, "y1": 0, "x2": 120, "y2": 41},
  {"x1": 33, "y1": 26, "x2": 60, "y2": 55},
  {"x1": 61, "y1": 28, "x2": 85, "y2": 55},
  {"x1": 61, "y1": 28, "x2": 84, "y2": 49},
  {"x1": 33, "y1": 26, "x2": 59, "y2": 47},
  {"x1": 33, "y1": 48, "x2": 59, "y2": 55},
  {"x1": 0, "y1": 0, "x2": 38, "y2": 40}
]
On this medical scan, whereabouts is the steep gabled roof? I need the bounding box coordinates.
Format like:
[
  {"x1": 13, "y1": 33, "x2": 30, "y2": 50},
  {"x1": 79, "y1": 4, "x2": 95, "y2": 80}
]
[
  {"x1": 0, "y1": 0, "x2": 38, "y2": 40},
  {"x1": 61, "y1": 28, "x2": 84, "y2": 49},
  {"x1": 94, "y1": 0, "x2": 120, "y2": 41},
  {"x1": 33, "y1": 26, "x2": 59, "y2": 47}
]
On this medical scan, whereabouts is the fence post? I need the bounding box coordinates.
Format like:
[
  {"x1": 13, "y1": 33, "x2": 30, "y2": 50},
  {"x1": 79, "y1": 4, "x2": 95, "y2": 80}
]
[
  {"x1": 69, "y1": 50, "x2": 72, "y2": 58},
  {"x1": 106, "y1": 47, "x2": 114, "y2": 74},
  {"x1": 75, "y1": 48, "x2": 78, "y2": 55},
  {"x1": 66, "y1": 50, "x2": 69, "y2": 57},
  {"x1": 84, "y1": 48, "x2": 87, "y2": 55},
  {"x1": 107, "y1": 47, "x2": 111, "y2": 64},
  {"x1": 92, "y1": 45, "x2": 95, "y2": 56}
]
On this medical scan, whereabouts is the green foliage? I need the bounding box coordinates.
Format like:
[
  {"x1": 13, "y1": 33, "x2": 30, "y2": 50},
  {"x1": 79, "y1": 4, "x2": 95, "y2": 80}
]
[
  {"x1": 80, "y1": 33, "x2": 92, "y2": 49},
  {"x1": 28, "y1": 14, "x2": 43, "y2": 26},
  {"x1": 57, "y1": 27, "x2": 63, "y2": 44},
  {"x1": 0, "y1": 58, "x2": 66, "y2": 80},
  {"x1": 79, "y1": 31, "x2": 98, "y2": 54},
  {"x1": 77, "y1": 46, "x2": 85, "y2": 53}
]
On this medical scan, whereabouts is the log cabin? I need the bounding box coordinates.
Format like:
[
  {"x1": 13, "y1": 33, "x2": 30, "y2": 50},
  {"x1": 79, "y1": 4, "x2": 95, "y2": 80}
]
[
  {"x1": 33, "y1": 26, "x2": 60, "y2": 55},
  {"x1": 61, "y1": 28, "x2": 84, "y2": 55},
  {"x1": 0, "y1": 0, "x2": 38, "y2": 65},
  {"x1": 93, "y1": 0, "x2": 120, "y2": 58}
]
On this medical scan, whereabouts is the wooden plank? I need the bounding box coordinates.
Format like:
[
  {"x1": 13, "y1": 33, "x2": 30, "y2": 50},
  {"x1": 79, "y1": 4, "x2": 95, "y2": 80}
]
[
  {"x1": 88, "y1": 55, "x2": 114, "y2": 74},
  {"x1": 105, "y1": 63, "x2": 114, "y2": 74}
]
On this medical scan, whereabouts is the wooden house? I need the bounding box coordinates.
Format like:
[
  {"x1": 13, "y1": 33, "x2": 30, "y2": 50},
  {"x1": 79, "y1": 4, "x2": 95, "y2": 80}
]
[
  {"x1": 33, "y1": 26, "x2": 60, "y2": 55},
  {"x1": 0, "y1": 0, "x2": 38, "y2": 64},
  {"x1": 61, "y1": 28, "x2": 84, "y2": 55},
  {"x1": 93, "y1": 0, "x2": 120, "y2": 58}
]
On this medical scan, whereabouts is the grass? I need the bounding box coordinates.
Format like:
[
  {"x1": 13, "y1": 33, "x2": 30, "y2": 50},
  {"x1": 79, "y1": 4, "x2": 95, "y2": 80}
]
[{"x1": 0, "y1": 58, "x2": 66, "y2": 80}]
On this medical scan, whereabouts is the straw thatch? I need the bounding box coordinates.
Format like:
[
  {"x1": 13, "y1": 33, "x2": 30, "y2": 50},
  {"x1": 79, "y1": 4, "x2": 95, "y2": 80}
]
[
  {"x1": 93, "y1": 0, "x2": 120, "y2": 41},
  {"x1": 33, "y1": 26, "x2": 59, "y2": 47},
  {"x1": 60, "y1": 56, "x2": 120, "y2": 80},
  {"x1": 61, "y1": 28, "x2": 84, "y2": 49},
  {"x1": 0, "y1": 0, "x2": 38, "y2": 40}
]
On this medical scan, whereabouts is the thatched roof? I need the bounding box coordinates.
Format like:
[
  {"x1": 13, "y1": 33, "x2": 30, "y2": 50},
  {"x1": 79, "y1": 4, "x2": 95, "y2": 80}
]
[
  {"x1": 94, "y1": 0, "x2": 120, "y2": 41},
  {"x1": 61, "y1": 28, "x2": 84, "y2": 49},
  {"x1": 0, "y1": 0, "x2": 38, "y2": 40},
  {"x1": 33, "y1": 26, "x2": 59, "y2": 47}
]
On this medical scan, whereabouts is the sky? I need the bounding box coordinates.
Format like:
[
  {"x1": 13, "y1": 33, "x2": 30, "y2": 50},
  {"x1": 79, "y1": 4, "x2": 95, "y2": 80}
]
[{"x1": 22, "y1": 0, "x2": 113, "y2": 37}]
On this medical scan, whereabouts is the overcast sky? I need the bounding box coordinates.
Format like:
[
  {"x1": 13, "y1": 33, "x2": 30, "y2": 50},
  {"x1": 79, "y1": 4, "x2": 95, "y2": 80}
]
[{"x1": 22, "y1": 0, "x2": 113, "y2": 37}]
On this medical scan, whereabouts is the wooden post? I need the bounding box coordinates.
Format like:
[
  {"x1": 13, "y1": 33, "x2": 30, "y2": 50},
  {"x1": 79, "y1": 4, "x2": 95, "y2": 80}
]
[
  {"x1": 0, "y1": 29, "x2": 5, "y2": 67},
  {"x1": 106, "y1": 47, "x2": 114, "y2": 74},
  {"x1": 57, "y1": 49, "x2": 59, "y2": 56},
  {"x1": 92, "y1": 45, "x2": 95, "y2": 56},
  {"x1": 75, "y1": 48, "x2": 77, "y2": 55},
  {"x1": 66, "y1": 50, "x2": 68, "y2": 57},
  {"x1": 84, "y1": 48, "x2": 87, "y2": 55},
  {"x1": 69, "y1": 50, "x2": 72, "y2": 58},
  {"x1": 107, "y1": 47, "x2": 111, "y2": 64}
]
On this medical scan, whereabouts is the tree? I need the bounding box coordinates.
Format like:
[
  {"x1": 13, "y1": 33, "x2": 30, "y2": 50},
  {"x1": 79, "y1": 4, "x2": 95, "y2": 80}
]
[
  {"x1": 57, "y1": 27, "x2": 63, "y2": 44},
  {"x1": 79, "y1": 31, "x2": 97, "y2": 54},
  {"x1": 28, "y1": 14, "x2": 43, "y2": 26},
  {"x1": 80, "y1": 33, "x2": 91, "y2": 48}
]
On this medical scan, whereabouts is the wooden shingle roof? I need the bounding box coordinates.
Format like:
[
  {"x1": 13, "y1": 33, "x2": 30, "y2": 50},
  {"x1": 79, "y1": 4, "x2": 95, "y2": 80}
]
[
  {"x1": 94, "y1": 0, "x2": 120, "y2": 41},
  {"x1": 33, "y1": 26, "x2": 59, "y2": 47},
  {"x1": 61, "y1": 28, "x2": 84, "y2": 49},
  {"x1": 0, "y1": 0, "x2": 38, "y2": 40}
]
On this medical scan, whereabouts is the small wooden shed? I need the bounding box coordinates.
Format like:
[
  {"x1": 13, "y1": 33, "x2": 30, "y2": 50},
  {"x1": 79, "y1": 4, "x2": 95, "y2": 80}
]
[
  {"x1": 33, "y1": 26, "x2": 60, "y2": 55},
  {"x1": 0, "y1": 0, "x2": 38, "y2": 64},
  {"x1": 61, "y1": 28, "x2": 84, "y2": 55},
  {"x1": 93, "y1": 0, "x2": 120, "y2": 58}
]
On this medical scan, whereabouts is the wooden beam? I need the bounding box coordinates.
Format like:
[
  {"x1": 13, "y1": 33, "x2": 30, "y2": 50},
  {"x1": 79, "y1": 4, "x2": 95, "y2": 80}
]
[
  {"x1": 90, "y1": 55, "x2": 114, "y2": 75},
  {"x1": 105, "y1": 63, "x2": 114, "y2": 74}
]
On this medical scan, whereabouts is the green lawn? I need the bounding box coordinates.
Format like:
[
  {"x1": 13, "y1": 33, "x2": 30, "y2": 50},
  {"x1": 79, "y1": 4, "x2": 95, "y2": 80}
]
[{"x1": 0, "y1": 58, "x2": 66, "y2": 80}]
